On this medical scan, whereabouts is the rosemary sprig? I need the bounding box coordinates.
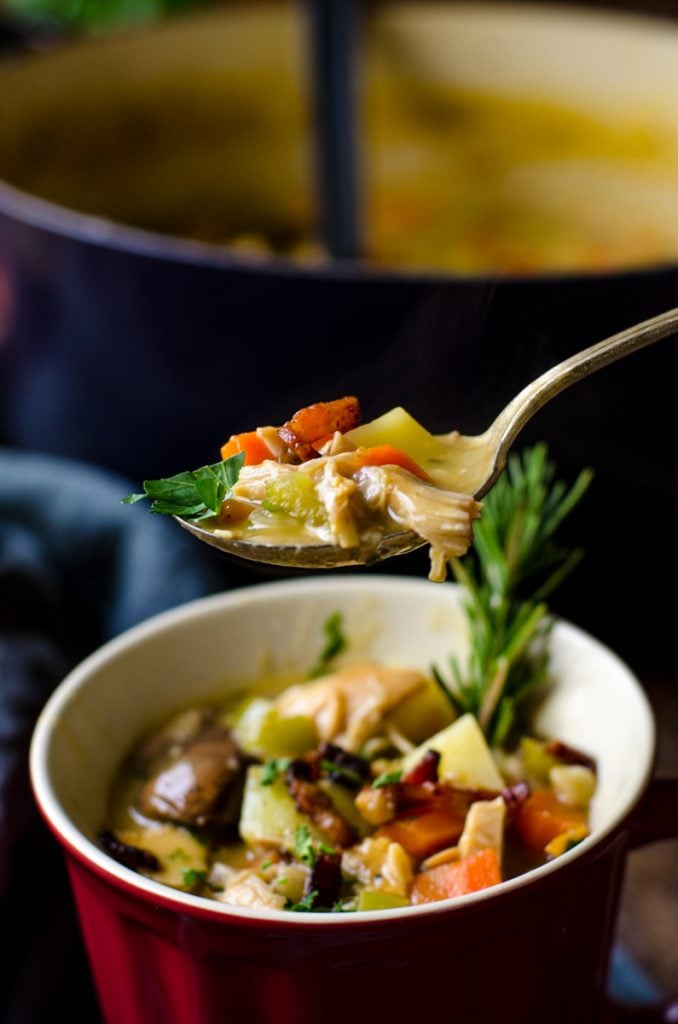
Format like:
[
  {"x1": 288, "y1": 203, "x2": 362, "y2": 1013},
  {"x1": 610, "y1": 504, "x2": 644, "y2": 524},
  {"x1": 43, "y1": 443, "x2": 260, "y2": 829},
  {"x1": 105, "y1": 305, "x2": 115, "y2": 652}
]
[{"x1": 434, "y1": 443, "x2": 593, "y2": 748}]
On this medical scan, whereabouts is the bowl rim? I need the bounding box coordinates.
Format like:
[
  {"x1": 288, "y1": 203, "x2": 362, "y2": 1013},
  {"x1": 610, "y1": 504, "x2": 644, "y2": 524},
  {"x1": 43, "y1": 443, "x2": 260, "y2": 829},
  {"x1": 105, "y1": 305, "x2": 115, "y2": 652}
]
[{"x1": 29, "y1": 575, "x2": 656, "y2": 927}]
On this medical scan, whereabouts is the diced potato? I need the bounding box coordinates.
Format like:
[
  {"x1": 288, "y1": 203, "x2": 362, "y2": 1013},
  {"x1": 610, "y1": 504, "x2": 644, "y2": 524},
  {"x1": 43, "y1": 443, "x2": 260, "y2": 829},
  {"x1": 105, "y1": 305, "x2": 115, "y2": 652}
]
[
  {"x1": 232, "y1": 696, "x2": 318, "y2": 759},
  {"x1": 118, "y1": 825, "x2": 208, "y2": 890},
  {"x1": 401, "y1": 713, "x2": 504, "y2": 791},
  {"x1": 239, "y1": 766, "x2": 331, "y2": 849},
  {"x1": 345, "y1": 407, "x2": 447, "y2": 469},
  {"x1": 385, "y1": 675, "x2": 455, "y2": 743},
  {"x1": 549, "y1": 765, "x2": 597, "y2": 809}
]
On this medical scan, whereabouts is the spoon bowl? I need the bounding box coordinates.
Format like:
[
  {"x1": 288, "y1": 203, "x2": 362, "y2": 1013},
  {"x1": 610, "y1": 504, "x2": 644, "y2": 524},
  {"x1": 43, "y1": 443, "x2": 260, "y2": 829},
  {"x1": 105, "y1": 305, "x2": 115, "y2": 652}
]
[{"x1": 178, "y1": 306, "x2": 678, "y2": 569}]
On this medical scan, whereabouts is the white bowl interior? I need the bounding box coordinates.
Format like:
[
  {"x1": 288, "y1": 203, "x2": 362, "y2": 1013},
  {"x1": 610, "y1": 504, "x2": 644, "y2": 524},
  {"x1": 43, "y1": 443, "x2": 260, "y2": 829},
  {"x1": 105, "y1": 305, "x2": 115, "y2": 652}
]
[{"x1": 31, "y1": 577, "x2": 654, "y2": 915}]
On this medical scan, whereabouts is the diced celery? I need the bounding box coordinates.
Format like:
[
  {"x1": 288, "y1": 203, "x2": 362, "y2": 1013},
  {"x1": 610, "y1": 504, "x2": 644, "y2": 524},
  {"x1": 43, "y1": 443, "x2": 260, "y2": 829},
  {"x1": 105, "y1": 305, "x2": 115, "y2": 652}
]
[
  {"x1": 232, "y1": 696, "x2": 318, "y2": 758},
  {"x1": 239, "y1": 766, "x2": 331, "y2": 849},
  {"x1": 401, "y1": 713, "x2": 504, "y2": 791},
  {"x1": 520, "y1": 737, "x2": 558, "y2": 787},
  {"x1": 345, "y1": 407, "x2": 446, "y2": 468},
  {"x1": 318, "y1": 779, "x2": 372, "y2": 839},
  {"x1": 356, "y1": 890, "x2": 410, "y2": 911},
  {"x1": 263, "y1": 474, "x2": 327, "y2": 526}
]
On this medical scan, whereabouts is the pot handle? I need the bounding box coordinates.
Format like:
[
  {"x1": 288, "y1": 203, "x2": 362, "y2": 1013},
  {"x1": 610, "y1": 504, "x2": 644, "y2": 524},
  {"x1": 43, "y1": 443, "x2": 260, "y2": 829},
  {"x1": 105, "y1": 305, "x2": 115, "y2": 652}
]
[{"x1": 604, "y1": 776, "x2": 678, "y2": 1023}]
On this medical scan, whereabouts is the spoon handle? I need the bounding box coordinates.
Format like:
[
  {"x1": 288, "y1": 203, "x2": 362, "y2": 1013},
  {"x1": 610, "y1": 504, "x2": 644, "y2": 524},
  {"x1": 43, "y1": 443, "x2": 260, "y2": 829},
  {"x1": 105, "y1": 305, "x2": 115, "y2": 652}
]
[{"x1": 485, "y1": 305, "x2": 678, "y2": 479}]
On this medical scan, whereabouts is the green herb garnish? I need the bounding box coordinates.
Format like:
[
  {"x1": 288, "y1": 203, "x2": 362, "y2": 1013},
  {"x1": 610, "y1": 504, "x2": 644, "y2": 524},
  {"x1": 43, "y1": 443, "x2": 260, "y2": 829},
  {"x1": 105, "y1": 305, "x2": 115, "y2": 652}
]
[
  {"x1": 122, "y1": 452, "x2": 245, "y2": 520},
  {"x1": 320, "y1": 759, "x2": 363, "y2": 788},
  {"x1": 294, "y1": 825, "x2": 316, "y2": 866},
  {"x1": 181, "y1": 868, "x2": 208, "y2": 889},
  {"x1": 436, "y1": 443, "x2": 592, "y2": 748},
  {"x1": 260, "y1": 757, "x2": 292, "y2": 786},
  {"x1": 285, "y1": 890, "x2": 319, "y2": 912},
  {"x1": 372, "y1": 769, "x2": 403, "y2": 789},
  {"x1": 308, "y1": 611, "x2": 347, "y2": 679}
]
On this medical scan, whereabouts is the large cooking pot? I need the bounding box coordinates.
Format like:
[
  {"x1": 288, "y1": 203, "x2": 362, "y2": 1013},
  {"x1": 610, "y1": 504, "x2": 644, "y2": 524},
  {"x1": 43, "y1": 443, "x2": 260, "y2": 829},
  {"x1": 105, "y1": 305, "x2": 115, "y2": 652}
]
[{"x1": 0, "y1": 2, "x2": 677, "y2": 660}]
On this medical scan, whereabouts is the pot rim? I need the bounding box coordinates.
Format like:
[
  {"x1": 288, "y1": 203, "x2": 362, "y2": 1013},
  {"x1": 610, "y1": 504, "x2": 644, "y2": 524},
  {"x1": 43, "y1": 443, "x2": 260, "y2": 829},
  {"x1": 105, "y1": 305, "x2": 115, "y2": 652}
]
[{"x1": 1, "y1": 174, "x2": 675, "y2": 288}]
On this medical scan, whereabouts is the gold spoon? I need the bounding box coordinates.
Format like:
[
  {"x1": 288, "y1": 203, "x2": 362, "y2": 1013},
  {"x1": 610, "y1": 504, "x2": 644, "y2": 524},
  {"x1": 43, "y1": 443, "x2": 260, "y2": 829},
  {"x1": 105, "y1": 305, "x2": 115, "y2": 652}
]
[{"x1": 178, "y1": 306, "x2": 678, "y2": 569}]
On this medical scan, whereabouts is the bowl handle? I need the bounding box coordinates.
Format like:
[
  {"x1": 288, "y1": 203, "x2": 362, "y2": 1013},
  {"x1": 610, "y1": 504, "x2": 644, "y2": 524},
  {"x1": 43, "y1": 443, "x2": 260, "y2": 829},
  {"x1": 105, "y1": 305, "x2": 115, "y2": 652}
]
[{"x1": 603, "y1": 776, "x2": 678, "y2": 1023}]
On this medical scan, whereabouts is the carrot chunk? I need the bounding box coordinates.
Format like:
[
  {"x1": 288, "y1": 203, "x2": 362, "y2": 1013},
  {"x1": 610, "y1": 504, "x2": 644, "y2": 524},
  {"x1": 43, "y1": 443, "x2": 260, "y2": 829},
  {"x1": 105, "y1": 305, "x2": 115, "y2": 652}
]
[
  {"x1": 220, "y1": 431, "x2": 273, "y2": 466},
  {"x1": 514, "y1": 788, "x2": 588, "y2": 853},
  {"x1": 357, "y1": 445, "x2": 431, "y2": 482},
  {"x1": 376, "y1": 808, "x2": 464, "y2": 859},
  {"x1": 410, "y1": 848, "x2": 502, "y2": 905}
]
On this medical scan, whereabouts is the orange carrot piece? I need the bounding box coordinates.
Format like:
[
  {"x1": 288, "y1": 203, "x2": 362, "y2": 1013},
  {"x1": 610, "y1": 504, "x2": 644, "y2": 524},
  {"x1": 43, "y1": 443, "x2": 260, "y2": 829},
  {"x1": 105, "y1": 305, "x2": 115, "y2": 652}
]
[
  {"x1": 278, "y1": 397, "x2": 361, "y2": 457},
  {"x1": 220, "y1": 431, "x2": 273, "y2": 466},
  {"x1": 410, "y1": 848, "x2": 502, "y2": 905},
  {"x1": 377, "y1": 808, "x2": 464, "y2": 859},
  {"x1": 514, "y1": 789, "x2": 588, "y2": 853},
  {"x1": 357, "y1": 445, "x2": 431, "y2": 482}
]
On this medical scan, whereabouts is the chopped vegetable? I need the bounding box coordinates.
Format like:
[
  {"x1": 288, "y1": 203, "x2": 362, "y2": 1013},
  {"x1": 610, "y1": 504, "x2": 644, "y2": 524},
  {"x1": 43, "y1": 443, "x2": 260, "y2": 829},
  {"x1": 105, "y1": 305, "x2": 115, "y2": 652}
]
[
  {"x1": 220, "y1": 431, "x2": 273, "y2": 466},
  {"x1": 410, "y1": 848, "x2": 502, "y2": 904},
  {"x1": 401, "y1": 714, "x2": 504, "y2": 792},
  {"x1": 514, "y1": 788, "x2": 588, "y2": 852},
  {"x1": 377, "y1": 808, "x2": 465, "y2": 859},
  {"x1": 356, "y1": 445, "x2": 431, "y2": 482},
  {"x1": 356, "y1": 891, "x2": 409, "y2": 911}
]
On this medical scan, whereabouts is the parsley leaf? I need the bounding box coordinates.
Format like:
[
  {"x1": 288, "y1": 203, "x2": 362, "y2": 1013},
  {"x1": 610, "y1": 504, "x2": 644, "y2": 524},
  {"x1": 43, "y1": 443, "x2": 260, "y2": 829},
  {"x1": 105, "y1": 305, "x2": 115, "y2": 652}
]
[
  {"x1": 260, "y1": 757, "x2": 292, "y2": 786},
  {"x1": 320, "y1": 759, "x2": 363, "y2": 788},
  {"x1": 285, "y1": 890, "x2": 318, "y2": 912},
  {"x1": 294, "y1": 825, "x2": 316, "y2": 866},
  {"x1": 372, "y1": 769, "x2": 402, "y2": 788},
  {"x1": 181, "y1": 868, "x2": 207, "y2": 889},
  {"x1": 308, "y1": 611, "x2": 347, "y2": 679},
  {"x1": 122, "y1": 452, "x2": 245, "y2": 520}
]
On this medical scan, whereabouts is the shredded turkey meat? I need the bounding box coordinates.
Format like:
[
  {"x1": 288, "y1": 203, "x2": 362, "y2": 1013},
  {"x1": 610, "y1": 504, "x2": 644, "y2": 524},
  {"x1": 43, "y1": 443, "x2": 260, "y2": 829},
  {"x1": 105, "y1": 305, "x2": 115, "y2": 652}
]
[
  {"x1": 275, "y1": 663, "x2": 428, "y2": 753},
  {"x1": 231, "y1": 451, "x2": 481, "y2": 581}
]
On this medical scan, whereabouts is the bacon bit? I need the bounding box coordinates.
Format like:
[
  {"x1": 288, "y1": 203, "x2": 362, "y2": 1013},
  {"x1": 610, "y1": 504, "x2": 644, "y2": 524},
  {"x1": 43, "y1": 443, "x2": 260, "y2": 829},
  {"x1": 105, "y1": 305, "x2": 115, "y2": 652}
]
[
  {"x1": 545, "y1": 740, "x2": 597, "y2": 774},
  {"x1": 318, "y1": 741, "x2": 370, "y2": 789},
  {"x1": 402, "y1": 750, "x2": 441, "y2": 785},
  {"x1": 278, "y1": 397, "x2": 361, "y2": 461},
  {"x1": 501, "y1": 781, "x2": 531, "y2": 822},
  {"x1": 286, "y1": 775, "x2": 356, "y2": 849},
  {"x1": 99, "y1": 829, "x2": 160, "y2": 873},
  {"x1": 285, "y1": 758, "x2": 317, "y2": 783},
  {"x1": 306, "y1": 852, "x2": 342, "y2": 908}
]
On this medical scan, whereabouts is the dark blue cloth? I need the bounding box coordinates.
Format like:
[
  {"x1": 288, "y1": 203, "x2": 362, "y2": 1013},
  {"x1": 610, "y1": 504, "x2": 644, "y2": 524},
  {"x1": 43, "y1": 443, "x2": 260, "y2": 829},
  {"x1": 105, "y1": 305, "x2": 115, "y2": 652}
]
[{"x1": 0, "y1": 448, "x2": 663, "y2": 1022}]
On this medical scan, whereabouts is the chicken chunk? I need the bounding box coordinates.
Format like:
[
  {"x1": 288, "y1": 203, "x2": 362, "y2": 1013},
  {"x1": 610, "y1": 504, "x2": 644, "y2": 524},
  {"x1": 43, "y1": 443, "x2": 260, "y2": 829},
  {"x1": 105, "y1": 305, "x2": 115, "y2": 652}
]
[
  {"x1": 275, "y1": 663, "x2": 428, "y2": 753},
  {"x1": 457, "y1": 796, "x2": 506, "y2": 863},
  {"x1": 231, "y1": 452, "x2": 481, "y2": 582}
]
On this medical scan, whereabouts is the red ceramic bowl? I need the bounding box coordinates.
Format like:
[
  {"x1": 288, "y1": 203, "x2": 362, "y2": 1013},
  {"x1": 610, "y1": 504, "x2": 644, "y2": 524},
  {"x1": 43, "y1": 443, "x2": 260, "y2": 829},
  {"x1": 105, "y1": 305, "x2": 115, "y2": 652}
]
[{"x1": 29, "y1": 577, "x2": 678, "y2": 1024}]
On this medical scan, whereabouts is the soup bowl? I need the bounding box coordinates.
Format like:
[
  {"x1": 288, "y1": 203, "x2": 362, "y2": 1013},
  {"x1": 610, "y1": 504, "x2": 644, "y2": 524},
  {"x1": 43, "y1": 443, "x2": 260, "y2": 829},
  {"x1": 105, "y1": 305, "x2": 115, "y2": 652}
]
[{"x1": 29, "y1": 576, "x2": 678, "y2": 1024}]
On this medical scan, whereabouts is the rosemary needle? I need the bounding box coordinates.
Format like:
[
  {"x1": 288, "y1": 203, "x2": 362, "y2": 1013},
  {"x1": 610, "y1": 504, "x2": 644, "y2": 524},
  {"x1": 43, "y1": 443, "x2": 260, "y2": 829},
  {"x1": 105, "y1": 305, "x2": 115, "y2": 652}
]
[{"x1": 434, "y1": 443, "x2": 593, "y2": 748}]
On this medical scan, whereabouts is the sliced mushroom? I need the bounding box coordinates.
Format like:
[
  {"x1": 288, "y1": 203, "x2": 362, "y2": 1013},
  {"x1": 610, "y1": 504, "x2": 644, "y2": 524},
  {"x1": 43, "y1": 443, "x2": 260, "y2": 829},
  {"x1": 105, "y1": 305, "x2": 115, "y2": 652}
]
[{"x1": 136, "y1": 724, "x2": 241, "y2": 828}]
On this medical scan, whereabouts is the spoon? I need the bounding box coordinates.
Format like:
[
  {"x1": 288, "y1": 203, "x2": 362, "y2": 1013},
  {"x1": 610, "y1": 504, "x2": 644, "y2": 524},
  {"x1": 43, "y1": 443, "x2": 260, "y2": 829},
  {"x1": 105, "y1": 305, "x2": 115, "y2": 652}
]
[{"x1": 178, "y1": 306, "x2": 678, "y2": 569}]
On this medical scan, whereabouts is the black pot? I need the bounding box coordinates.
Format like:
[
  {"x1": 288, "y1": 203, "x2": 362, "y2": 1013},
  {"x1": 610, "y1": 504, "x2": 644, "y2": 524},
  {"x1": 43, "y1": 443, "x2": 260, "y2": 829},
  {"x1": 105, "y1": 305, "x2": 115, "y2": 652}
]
[{"x1": 0, "y1": 4, "x2": 676, "y2": 664}]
